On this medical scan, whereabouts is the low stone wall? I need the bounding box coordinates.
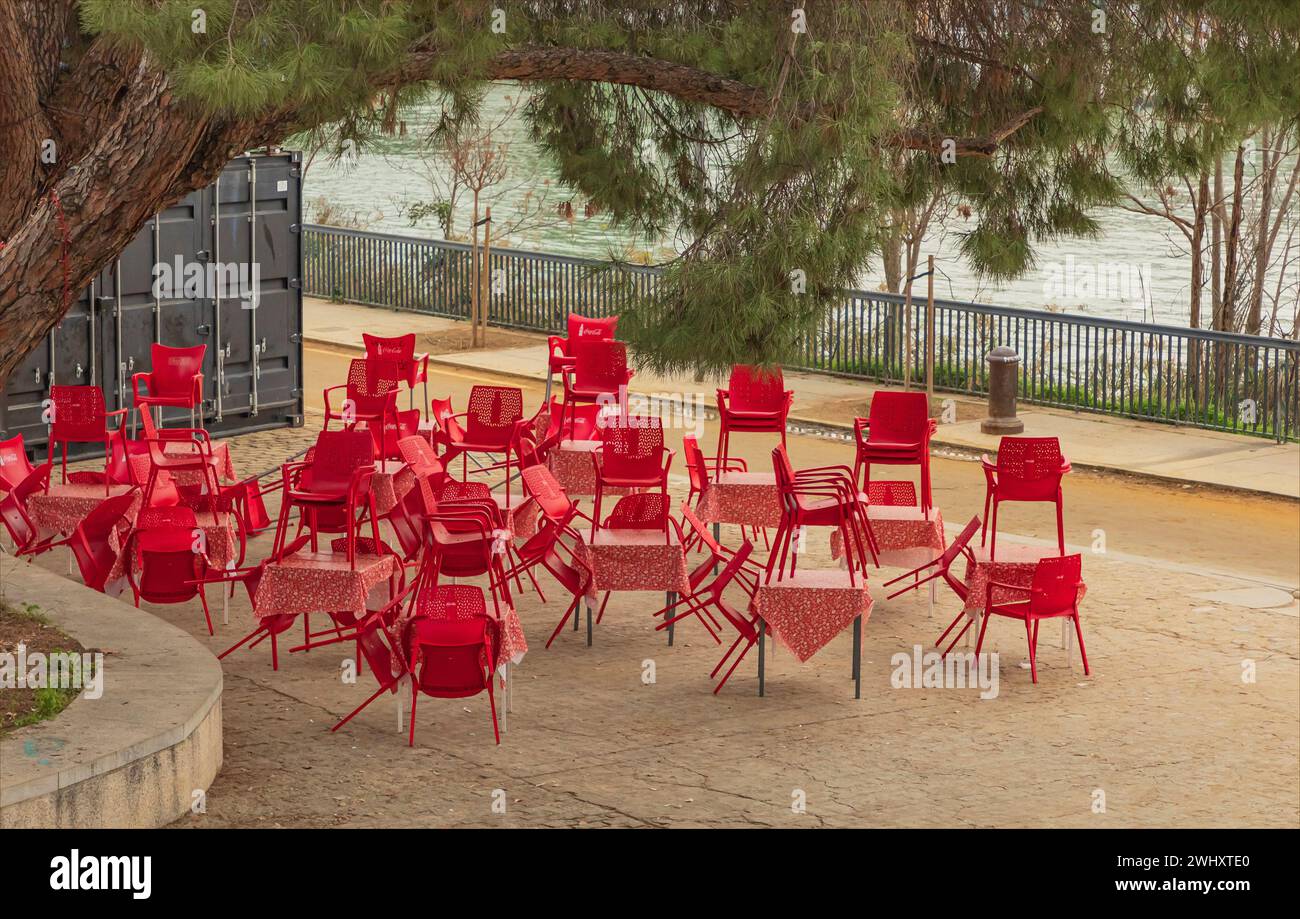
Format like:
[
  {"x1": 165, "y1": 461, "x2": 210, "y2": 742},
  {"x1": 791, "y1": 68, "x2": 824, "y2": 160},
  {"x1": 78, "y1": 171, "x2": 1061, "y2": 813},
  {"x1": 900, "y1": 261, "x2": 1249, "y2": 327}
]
[{"x1": 0, "y1": 556, "x2": 222, "y2": 828}]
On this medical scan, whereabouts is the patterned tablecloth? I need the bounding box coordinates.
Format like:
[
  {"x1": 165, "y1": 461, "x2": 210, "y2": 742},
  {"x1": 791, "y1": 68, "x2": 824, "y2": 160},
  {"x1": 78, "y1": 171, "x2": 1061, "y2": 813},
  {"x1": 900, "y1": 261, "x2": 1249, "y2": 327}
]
[
  {"x1": 695, "y1": 471, "x2": 782, "y2": 528},
  {"x1": 546, "y1": 439, "x2": 630, "y2": 498},
  {"x1": 163, "y1": 440, "x2": 237, "y2": 486},
  {"x1": 754, "y1": 568, "x2": 874, "y2": 663},
  {"x1": 960, "y1": 543, "x2": 1088, "y2": 613},
  {"x1": 832, "y1": 506, "x2": 946, "y2": 569},
  {"x1": 368, "y1": 460, "x2": 416, "y2": 515},
  {"x1": 27, "y1": 483, "x2": 142, "y2": 537},
  {"x1": 254, "y1": 549, "x2": 399, "y2": 619},
  {"x1": 575, "y1": 527, "x2": 691, "y2": 597}
]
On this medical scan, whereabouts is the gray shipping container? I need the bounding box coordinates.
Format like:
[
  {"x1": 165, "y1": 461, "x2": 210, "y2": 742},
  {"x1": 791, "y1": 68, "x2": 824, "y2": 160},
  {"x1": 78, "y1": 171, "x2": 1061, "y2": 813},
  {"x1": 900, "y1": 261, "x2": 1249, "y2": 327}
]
[{"x1": 0, "y1": 151, "x2": 304, "y2": 458}]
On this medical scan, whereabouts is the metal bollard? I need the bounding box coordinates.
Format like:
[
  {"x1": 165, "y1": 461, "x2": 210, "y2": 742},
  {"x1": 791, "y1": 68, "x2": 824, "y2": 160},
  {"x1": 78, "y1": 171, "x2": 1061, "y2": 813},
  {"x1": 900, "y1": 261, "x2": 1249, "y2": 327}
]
[{"x1": 981, "y1": 346, "x2": 1025, "y2": 435}]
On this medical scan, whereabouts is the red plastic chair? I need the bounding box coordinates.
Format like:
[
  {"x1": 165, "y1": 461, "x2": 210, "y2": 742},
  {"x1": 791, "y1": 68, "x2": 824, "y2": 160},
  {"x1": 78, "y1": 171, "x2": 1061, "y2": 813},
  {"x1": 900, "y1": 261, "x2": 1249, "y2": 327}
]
[
  {"x1": 407, "y1": 584, "x2": 501, "y2": 746},
  {"x1": 271, "y1": 430, "x2": 379, "y2": 566},
  {"x1": 867, "y1": 480, "x2": 917, "y2": 507},
  {"x1": 546, "y1": 313, "x2": 618, "y2": 400},
  {"x1": 19, "y1": 490, "x2": 138, "y2": 592},
  {"x1": 976, "y1": 553, "x2": 1089, "y2": 683},
  {"x1": 428, "y1": 397, "x2": 466, "y2": 455},
  {"x1": 561, "y1": 338, "x2": 633, "y2": 437},
  {"x1": 880, "y1": 516, "x2": 982, "y2": 654},
  {"x1": 330, "y1": 575, "x2": 421, "y2": 734},
  {"x1": 132, "y1": 344, "x2": 205, "y2": 433},
  {"x1": 46, "y1": 385, "x2": 129, "y2": 493},
  {"x1": 681, "y1": 434, "x2": 747, "y2": 507},
  {"x1": 715, "y1": 365, "x2": 793, "y2": 472},
  {"x1": 591, "y1": 416, "x2": 672, "y2": 538},
  {"x1": 768, "y1": 445, "x2": 876, "y2": 585},
  {"x1": 213, "y1": 533, "x2": 314, "y2": 670},
  {"x1": 981, "y1": 436, "x2": 1070, "y2": 560},
  {"x1": 323, "y1": 358, "x2": 402, "y2": 458},
  {"x1": 440, "y1": 385, "x2": 524, "y2": 502},
  {"x1": 0, "y1": 434, "x2": 36, "y2": 493},
  {"x1": 688, "y1": 540, "x2": 763, "y2": 693},
  {"x1": 513, "y1": 464, "x2": 596, "y2": 646},
  {"x1": 1, "y1": 464, "x2": 51, "y2": 553},
  {"x1": 654, "y1": 504, "x2": 763, "y2": 639},
  {"x1": 853, "y1": 391, "x2": 936, "y2": 516},
  {"x1": 363, "y1": 332, "x2": 430, "y2": 417},
  {"x1": 124, "y1": 506, "x2": 217, "y2": 634}
]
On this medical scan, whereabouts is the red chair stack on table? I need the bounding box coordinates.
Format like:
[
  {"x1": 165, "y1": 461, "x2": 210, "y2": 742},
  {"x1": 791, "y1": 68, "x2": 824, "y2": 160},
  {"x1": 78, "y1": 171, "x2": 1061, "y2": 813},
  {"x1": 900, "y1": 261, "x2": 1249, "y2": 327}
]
[
  {"x1": 561, "y1": 338, "x2": 633, "y2": 436},
  {"x1": 214, "y1": 534, "x2": 314, "y2": 670},
  {"x1": 323, "y1": 357, "x2": 401, "y2": 459},
  {"x1": 513, "y1": 464, "x2": 594, "y2": 647},
  {"x1": 362, "y1": 332, "x2": 429, "y2": 417},
  {"x1": 439, "y1": 385, "x2": 524, "y2": 502},
  {"x1": 591, "y1": 416, "x2": 672, "y2": 538},
  {"x1": 853, "y1": 391, "x2": 936, "y2": 517},
  {"x1": 654, "y1": 504, "x2": 762, "y2": 638},
  {"x1": 715, "y1": 364, "x2": 793, "y2": 473},
  {"x1": 546, "y1": 313, "x2": 618, "y2": 401},
  {"x1": 46, "y1": 385, "x2": 129, "y2": 493},
  {"x1": 407, "y1": 584, "x2": 501, "y2": 746},
  {"x1": 768, "y1": 444, "x2": 877, "y2": 585},
  {"x1": 981, "y1": 436, "x2": 1071, "y2": 560},
  {"x1": 132, "y1": 343, "x2": 206, "y2": 433},
  {"x1": 1, "y1": 464, "x2": 51, "y2": 554},
  {"x1": 694, "y1": 540, "x2": 763, "y2": 694},
  {"x1": 272, "y1": 429, "x2": 380, "y2": 567},
  {"x1": 330, "y1": 575, "x2": 421, "y2": 735}
]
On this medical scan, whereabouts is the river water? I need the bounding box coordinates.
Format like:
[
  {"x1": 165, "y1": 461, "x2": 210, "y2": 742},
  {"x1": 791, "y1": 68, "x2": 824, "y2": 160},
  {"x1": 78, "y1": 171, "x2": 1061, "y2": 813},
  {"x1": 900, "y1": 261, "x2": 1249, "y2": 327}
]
[{"x1": 301, "y1": 86, "x2": 1296, "y2": 332}]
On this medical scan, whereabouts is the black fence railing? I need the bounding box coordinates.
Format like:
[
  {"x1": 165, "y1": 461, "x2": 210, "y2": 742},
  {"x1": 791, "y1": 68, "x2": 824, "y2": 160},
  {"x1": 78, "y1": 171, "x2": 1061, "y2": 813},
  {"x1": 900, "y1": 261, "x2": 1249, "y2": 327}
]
[{"x1": 304, "y1": 224, "x2": 1300, "y2": 442}]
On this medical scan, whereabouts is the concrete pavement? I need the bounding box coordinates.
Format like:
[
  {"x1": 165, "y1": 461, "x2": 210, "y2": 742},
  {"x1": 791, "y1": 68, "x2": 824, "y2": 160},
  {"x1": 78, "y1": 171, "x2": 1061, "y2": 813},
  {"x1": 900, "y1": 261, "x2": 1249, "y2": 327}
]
[{"x1": 304, "y1": 297, "x2": 1300, "y2": 500}]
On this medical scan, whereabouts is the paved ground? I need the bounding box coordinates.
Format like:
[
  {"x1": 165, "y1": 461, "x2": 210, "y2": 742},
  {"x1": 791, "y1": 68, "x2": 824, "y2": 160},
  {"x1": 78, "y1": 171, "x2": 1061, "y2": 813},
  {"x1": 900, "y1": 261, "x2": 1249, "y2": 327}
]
[
  {"x1": 26, "y1": 342, "x2": 1300, "y2": 828},
  {"x1": 304, "y1": 297, "x2": 1300, "y2": 499}
]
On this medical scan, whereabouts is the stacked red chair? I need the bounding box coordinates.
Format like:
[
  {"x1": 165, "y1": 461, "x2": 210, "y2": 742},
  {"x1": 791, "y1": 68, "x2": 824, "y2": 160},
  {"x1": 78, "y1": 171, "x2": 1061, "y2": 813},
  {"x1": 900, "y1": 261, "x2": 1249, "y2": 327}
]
[
  {"x1": 132, "y1": 343, "x2": 206, "y2": 433},
  {"x1": 514, "y1": 465, "x2": 594, "y2": 647},
  {"x1": 591, "y1": 416, "x2": 672, "y2": 538},
  {"x1": 853, "y1": 391, "x2": 936, "y2": 516},
  {"x1": 271, "y1": 429, "x2": 379, "y2": 566},
  {"x1": 975, "y1": 553, "x2": 1089, "y2": 683},
  {"x1": 546, "y1": 313, "x2": 618, "y2": 400},
  {"x1": 654, "y1": 504, "x2": 763, "y2": 641},
  {"x1": 363, "y1": 332, "x2": 429, "y2": 416},
  {"x1": 407, "y1": 584, "x2": 502, "y2": 746},
  {"x1": 323, "y1": 357, "x2": 402, "y2": 458},
  {"x1": 561, "y1": 338, "x2": 633, "y2": 436},
  {"x1": 769, "y1": 444, "x2": 877, "y2": 585},
  {"x1": 46, "y1": 385, "x2": 129, "y2": 492},
  {"x1": 439, "y1": 385, "x2": 524, "y2": 502},
  {"x1": 715, "y1": 365, "x2": 793, "y2": 472},
  {"x1": 981, "y1": 436, "x2": 1071, "y2": 559}
]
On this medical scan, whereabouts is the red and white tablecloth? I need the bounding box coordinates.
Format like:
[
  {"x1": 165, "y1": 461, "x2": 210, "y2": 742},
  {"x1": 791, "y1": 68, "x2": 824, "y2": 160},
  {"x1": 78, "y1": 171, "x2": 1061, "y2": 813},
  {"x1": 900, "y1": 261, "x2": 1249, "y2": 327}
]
[
  {"x1": 254, "y1": 549, "x2": 399, "y2": 619},
  {"x1": 695, "y1": 471, "x2": 782, "y2": 528},
  {"x1": 832, "y1": 506, "x2": 946, "y2": 569},
  {"x1": 368, "y1": 460, "x2": 416, "y2": 515},
  {"x1": 27, "y1": 483, "x2": 141, "y2": 537},
  {"x1": 575, "y1": 528, "x2": 691, "y2": 597},
  {"x1": 164, "y1": 440, "x2": 237, "y2": 486},
  {"x1": 546, "y1": 439, "x2": 632, "y2": 498},
  {"x1": 754, "y1": 568, "x2": 874, "y2": 663},
  {"x1": 494, "y1": 494, "x2": 538, "y2": 541},
  {"x1": 960, "y1": 543, "x2": 1088, "y2": 613}
]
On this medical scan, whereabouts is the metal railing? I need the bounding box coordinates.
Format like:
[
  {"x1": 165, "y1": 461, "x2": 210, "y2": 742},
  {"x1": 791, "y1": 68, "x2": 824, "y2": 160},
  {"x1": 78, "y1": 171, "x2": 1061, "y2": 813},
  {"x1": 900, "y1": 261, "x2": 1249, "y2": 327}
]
[{"x1": 304, "y1": 224, "x2": 1300, "y2": 441}]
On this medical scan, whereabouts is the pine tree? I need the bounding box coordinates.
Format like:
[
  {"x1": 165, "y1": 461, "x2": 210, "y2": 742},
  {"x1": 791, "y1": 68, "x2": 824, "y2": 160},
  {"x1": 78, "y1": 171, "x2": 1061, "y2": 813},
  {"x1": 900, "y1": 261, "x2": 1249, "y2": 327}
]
[{"x1": 1, "y1": 1, "x2": 1296, "y2": 383}]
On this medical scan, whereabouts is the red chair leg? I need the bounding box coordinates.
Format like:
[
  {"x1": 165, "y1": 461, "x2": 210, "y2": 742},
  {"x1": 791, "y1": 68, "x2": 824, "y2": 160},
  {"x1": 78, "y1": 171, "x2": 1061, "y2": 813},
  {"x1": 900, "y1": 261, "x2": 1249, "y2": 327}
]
[
  {"x1": 989, "y1": 498, "x2": 999, "y2": 561},
  {"x1": 197, "y1": 587, "x2": 214, "y2": 636},
  {"x1": 331, "y1": 683, "x2": 390, "y2": 732},
  {"x1": 1073, "y1": 612, "x2": 1090, "y2": 675},
  {"x1": 714, "y1": 635, "x2": 757, "y2": 693},
  {"x1": 408, "y1": 683, "x2": 419, "y2": 746},
  {"x1": 974, "y1": 611, "x2": 992, "y2": 657},
  {"x1": 546, "y1": 596, "x2": 580, "y2": 648},
  {"x1": 1026, "y1": 619, "x2": 1037, "y2": 683},
  {"x1": 1055, "y1": 494, "x2": 1065, "y2": 555},
  {"x1": 981, "y1": 486, "x2": 992, "y2": 545},
  {"x1": 487, "y1": 677, "x2": 501, "y2": 745}
]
